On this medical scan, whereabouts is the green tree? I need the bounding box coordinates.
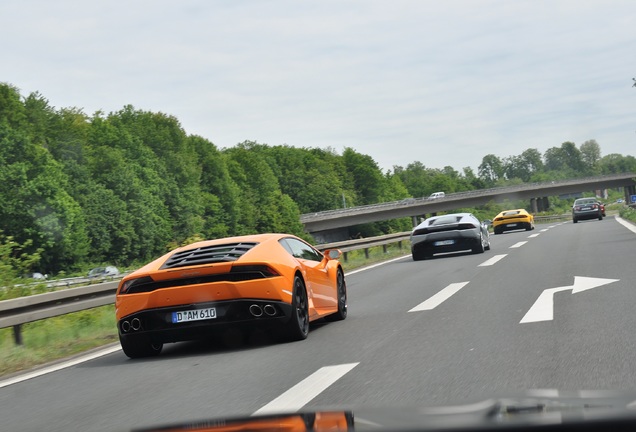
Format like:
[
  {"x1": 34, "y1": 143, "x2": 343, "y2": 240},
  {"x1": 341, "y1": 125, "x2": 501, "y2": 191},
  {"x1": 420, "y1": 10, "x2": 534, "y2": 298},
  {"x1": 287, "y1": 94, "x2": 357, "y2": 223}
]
[
  {"x1": 580, "y1": 139, "x2": 601, "y2": 174},
  {"x1": 225, "y1": 142, "x2": 304, "y2": 236},
  {"x1": 478, "y1": 154, "x2": 504, "y2": 186},
  {"x1": 191, "y1": 135, "x2": 239, "y2": 238},
  {"x1": 342, "y1": 147, "x2": 385, "y2": 205},
  {"x1": 599, "y1": 154, "x2": 636, "y2": 174}
]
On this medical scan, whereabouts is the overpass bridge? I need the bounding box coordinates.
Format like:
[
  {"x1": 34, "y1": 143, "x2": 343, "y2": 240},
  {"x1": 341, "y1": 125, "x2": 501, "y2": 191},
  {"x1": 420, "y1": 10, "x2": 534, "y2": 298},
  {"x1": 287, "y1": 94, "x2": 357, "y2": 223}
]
[{"x1": 300, "y1": 173, "x2": 636, "y2": 242}]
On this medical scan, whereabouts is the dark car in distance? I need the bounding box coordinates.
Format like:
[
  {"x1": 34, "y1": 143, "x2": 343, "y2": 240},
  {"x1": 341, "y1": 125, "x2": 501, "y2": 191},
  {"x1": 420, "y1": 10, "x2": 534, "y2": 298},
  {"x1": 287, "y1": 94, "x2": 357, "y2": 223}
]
[{"x1": 572, "y1": 198, "x2": 603, "y2": 223}]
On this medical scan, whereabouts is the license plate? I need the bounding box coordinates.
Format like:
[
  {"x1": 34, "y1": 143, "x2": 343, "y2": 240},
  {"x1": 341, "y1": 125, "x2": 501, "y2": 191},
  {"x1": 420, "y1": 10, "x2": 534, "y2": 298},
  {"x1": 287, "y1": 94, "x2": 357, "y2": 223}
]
[
  {"x1": 434, "y1": 240, "x2": 455, "y2": 246},
  {"x1": 507, "y1": 223, "x2": 517, "y2": 227},
  {"x1": 581, "y1": 207, "x2": 591, "y2": 211},
  {"x1": 172, "y1": 308, "x2": 216, "y2": 323}
]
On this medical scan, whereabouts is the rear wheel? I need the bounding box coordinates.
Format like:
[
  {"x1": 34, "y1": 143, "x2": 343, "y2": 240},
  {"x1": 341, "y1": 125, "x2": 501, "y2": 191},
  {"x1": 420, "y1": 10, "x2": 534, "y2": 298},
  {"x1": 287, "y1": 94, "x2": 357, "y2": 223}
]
[
  {"x1": 494, "y1": 227, "x2": 502, "y2": 235},
  {"x1": 325, "y1": 269, "x2": 347, "y2": 321},
  {"x1": 573, "y1": 218, "x2": 578, "y2": 224},
  {"x1": 472, "y1": 234, "x2": 485, "y2": 254},
  {"x1": 598, "y1": 214, "x2": 603, "y2": 220},
  {"x1": 285, "y1": 275, "x2": 309, "y2": 341},
  {"x1": 119, "y1": 334, "x2": 163, "y2": 359},
  {"x1": 412, "y1": 250, "x2": 426, "y2": 261}
]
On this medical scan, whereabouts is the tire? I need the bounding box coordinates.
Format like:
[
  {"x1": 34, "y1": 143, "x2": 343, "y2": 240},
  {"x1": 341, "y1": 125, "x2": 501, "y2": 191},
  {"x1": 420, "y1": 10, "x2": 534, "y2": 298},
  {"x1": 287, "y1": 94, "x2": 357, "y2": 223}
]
[
  {"x1": 325, "y1": 269, "x2": 347, "y2": 321},
  {"x1": 494, "y1": 227, "x2": 501, "y2": 235},
  {"x1": 525, "y1": 222, "x2": 532, "y2": 231},
  {"x1": 119, "y1": 334, "x2": 163, "y2": 359},
  {"x1": 472, "y1": 234, "x2": 485, "y2": 254},
  {"x1": 285, "y1": 275, "x2": 309, "y2": 341},
  {"x1": 598, "y1": 214, "x2": 603, "y2": 220},
  {"x1": 485, "y1": 237, "x2": 491, "y2": 251},
  {"x1": 412, "y1": 250, "x2": 426, "y2": 261},
  {"x1": 573, "y1": 218, "x2": 578, "y2": 224}
]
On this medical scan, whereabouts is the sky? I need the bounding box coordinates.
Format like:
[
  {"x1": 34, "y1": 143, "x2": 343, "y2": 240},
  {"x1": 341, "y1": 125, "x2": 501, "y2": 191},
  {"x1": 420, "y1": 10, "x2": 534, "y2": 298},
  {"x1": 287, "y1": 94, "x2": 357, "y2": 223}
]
[{"x1": 2, "y1": 0, "x2": 635, "y2": 173}]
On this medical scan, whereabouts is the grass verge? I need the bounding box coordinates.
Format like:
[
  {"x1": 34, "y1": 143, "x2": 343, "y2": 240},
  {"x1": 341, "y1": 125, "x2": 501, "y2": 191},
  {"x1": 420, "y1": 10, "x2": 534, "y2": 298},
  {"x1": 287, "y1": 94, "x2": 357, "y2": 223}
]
[
  {"x1": 0, "y1": 305, "x2": 118, "y2": 377},
  {"x1": 620, "y1": 206, "x2": 636, "y2": 224}
]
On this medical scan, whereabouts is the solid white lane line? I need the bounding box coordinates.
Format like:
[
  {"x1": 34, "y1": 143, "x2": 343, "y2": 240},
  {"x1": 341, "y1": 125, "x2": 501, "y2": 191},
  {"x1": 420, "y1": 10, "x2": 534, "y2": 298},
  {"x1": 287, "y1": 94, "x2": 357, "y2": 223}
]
[
  {"x1": 346, "y1": 255, "x2": 409, "y2": 275},
  {"x1": 528, "y1": 233, "x2": 540, "y2": 238},
  {"x1": 478, "y1": 254, "x2": 507, "y2": 267},
  {"x1": 253, "y1": 363, "x2": 359, "y2": 415},
  {"x1": 0, "y1": 344, "x2": 122, "y2": 389},
  {"x1": 408, "y1": 282, "x2": 470, "y2": 312},
  {"x1": 510, "y1": 241, "x2": 527, "y2": 248},
  {"x1": 616, "y1": 216, "x2": 636, "y2": 234}
]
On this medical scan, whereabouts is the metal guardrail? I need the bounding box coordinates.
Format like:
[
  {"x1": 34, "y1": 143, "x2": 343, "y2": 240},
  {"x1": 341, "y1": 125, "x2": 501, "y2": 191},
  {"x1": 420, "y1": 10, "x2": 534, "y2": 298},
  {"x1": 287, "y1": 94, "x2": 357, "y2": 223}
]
[
  {"x1": 0, "y1": 281, "x2": 119, "y2": 345},
  {"x1": 317, "y1": 232, "x2": 411, "y2": 260},
  {"x1": 534, "y1": 214, "x2": 571, "y2": 223}
]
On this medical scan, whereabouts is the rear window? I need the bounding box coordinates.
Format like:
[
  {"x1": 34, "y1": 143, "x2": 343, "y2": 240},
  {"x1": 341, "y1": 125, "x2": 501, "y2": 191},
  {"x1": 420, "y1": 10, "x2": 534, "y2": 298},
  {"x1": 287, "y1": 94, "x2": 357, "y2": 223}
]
[
  {"x1": 502, "y1": 211, "x2": 520, "y2": 216},
  {"x1": 431, "y1": 215, "x2": 461, "y2": 225},
  {"x1": 574, "y1": 199, "x2": 596, "y2": 205}
]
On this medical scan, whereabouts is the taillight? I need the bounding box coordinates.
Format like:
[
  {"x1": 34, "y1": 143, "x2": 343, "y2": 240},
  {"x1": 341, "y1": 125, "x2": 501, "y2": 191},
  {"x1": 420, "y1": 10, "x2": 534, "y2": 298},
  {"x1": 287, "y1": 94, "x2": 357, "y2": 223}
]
[
  {"x1": 119, "y1": 276, "x2": 154, "y2": 294},
  {"x1": 230, "y1": 265, "x2": 280, "y2": 277}
]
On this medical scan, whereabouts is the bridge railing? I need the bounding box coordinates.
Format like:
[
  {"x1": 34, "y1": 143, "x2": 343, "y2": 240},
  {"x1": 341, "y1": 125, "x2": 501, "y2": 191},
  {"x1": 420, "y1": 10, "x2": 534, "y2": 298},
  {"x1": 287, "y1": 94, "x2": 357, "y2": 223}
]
[{"x1": 300, "y1": 173, "x2": 635, "y2": 222}]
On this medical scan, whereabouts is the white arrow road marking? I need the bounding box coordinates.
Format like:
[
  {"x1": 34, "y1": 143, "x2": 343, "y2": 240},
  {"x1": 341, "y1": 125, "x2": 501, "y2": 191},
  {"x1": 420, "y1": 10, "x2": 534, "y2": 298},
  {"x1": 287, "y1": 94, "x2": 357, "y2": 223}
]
[
  {"x1": 479, "y1": 254, "x2": 507, "y2": 266},
  {"x1": 520, "y1": 276, "x2": 620, "y2": 323},
  {"x1": 510, "y1": 241, "x2": 527, "y2": 248},
  {"x1": 253, "y1": 363, "x2": 359, "y2": 415},
  {"x1": 409, "y1": 282, "x2": 470, "y2": 312}
]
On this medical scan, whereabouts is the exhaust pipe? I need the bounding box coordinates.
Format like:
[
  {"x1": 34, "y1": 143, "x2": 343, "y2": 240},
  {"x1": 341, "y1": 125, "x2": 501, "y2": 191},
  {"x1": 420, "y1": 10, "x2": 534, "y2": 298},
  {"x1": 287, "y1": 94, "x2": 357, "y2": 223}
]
[
  {"x1": 249, "y1": 304, "x2": 263, "y2": 317},
  {"x1": 121, "y1": 320, "x2": 131, "y2": 333},
  {"x1": 263, "y1": 304, "x2": 277, "y2": 316},
  {"x1": 131, "y1": 318, "x2": 142, "y2": 331}
]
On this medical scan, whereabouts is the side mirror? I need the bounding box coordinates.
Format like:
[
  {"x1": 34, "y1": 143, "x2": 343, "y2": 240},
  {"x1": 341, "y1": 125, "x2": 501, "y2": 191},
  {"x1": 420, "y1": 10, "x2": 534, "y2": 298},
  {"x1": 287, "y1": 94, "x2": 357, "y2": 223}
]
[{"x1": 324, "y1": 249, "x2": 342, "y2": 260}]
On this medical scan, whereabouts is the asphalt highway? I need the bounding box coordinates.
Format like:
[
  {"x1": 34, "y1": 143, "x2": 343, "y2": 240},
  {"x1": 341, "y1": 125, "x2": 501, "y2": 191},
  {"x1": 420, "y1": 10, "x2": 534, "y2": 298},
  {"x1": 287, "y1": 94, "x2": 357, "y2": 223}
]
[{"x1": 2, "y1": 216, "x2": 636, "y2": 431}]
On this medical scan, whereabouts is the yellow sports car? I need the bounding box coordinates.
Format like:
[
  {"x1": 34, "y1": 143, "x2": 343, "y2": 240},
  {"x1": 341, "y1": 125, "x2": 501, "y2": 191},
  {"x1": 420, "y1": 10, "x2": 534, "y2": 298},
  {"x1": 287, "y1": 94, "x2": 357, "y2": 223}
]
[
  {"x1": 492, "y1": 209, "x2": 535, "y2": 234},
  {"x1": 115, "y1": 233, "x2": 347, "y2": 358}
]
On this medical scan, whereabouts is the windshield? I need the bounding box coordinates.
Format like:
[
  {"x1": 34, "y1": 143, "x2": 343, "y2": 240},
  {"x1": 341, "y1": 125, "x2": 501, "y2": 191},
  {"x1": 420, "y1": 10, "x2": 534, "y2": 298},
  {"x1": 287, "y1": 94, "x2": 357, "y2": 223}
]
[{"x1": 1, "y1": 2, "x2": 636, "y2": 432}]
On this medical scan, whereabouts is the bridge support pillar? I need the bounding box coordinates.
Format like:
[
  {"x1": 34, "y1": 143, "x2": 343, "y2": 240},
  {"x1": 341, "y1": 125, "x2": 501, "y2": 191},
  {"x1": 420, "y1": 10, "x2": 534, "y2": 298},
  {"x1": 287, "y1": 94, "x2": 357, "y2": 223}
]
[
  {"x1": 530, "y1": 198, "x2": 538, "y2": 213},
  {"x1": 535, "y1": 197, "x2": 550, "y2": 212},
  {"x1": 412, "y1": 215, "x2": 419, "y2": 227}
]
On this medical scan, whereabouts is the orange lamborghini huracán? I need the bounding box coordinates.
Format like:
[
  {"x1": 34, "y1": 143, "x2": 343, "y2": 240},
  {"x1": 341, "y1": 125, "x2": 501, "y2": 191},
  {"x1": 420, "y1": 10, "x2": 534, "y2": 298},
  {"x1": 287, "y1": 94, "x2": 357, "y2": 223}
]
[{"x1": 115, "y1": 233, "x2": 347, "y2": 358}]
